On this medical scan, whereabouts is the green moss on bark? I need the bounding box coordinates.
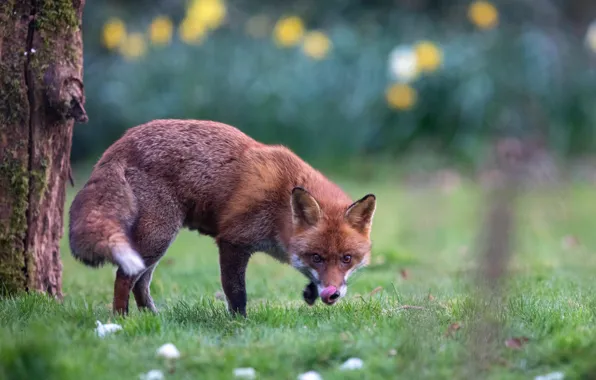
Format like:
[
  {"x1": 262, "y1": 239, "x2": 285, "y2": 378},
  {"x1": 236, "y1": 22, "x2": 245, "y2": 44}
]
[
  {"x1": 0, "y1": 62, "x2": 26, "y2": 125},
  {"x1": 30, "y1": 158, "x2": 49, "y2": 202},
  {"x1": 0, "y1": 0, "x2": 27, "y2": 126},
  {"x1": 35, "y1": 0, "x2": 79, "y2": 67},
  {"x1": 0, "y1": 157, "x2": 30, "y2": 296}
]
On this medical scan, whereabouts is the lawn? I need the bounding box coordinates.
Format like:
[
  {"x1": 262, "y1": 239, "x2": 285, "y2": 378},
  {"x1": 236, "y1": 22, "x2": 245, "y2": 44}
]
[{"x1": 2, "y1": 173, "x2": 596, "y2": 379}]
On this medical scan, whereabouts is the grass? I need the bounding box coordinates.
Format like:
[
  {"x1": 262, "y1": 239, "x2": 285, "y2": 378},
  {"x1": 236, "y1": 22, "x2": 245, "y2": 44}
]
[{"x1": 2, "y1": 174, "x2": 596, "y2": 379}]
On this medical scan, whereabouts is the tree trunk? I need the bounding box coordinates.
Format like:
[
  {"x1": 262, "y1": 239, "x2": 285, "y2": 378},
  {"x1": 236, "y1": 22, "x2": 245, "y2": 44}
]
[{"x1": 0, "y1": 0, "x2": 87, "y2": 297}]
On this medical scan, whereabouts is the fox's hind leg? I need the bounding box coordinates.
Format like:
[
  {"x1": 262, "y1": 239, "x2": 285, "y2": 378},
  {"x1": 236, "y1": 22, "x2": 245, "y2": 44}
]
[
  {"x1": 114, "y1": 268, "x2": 136, "y2": 315},
  {"x1": 133, "y1": 263, "x2": 158, "y2": 312}
]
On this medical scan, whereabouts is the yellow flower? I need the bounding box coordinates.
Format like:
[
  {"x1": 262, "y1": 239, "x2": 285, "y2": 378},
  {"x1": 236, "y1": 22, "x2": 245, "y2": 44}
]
[
  {"x1": 245, "y1": 14, "x2": 271, "y2": 39},
  {"x1": 102, "y1": 18, "x2": 126, "y2": 49},
  {"x1": 385, "y1": 83, "x2": 417, "y2": 110},
  {"x1": 414, "y1": 41, "x2": 442, "y2": 73},
  {"x1": 149, "y1": 16, "x2": 173, "y2": 46},
  {"x1": 273, "y1": 16, "x2": 305, "y2": 47},
  {"x1": 468, "y1": 1, "x2": 499, "y2": 30},
  {"x1": 188, "y1": 0, "x2": 226, "y2": 30},
  {"x1": 302, "y1": 31, "x2": 332, "y2": 60},
  {"x1": 119, "y1": 32, "x2": 147, "y2": 61},
  {"x1": 179, "y1": 17, "x2": 208, "y2": 44}
]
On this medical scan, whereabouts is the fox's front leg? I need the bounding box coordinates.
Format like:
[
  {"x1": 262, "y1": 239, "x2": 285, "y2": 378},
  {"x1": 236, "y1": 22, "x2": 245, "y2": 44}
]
[
  {"x1": 217, "y1": 240, "x2": 251, "y2": 317},
  {"x1": 303, "y1": 281, "x2": 319, "y2": 306}
]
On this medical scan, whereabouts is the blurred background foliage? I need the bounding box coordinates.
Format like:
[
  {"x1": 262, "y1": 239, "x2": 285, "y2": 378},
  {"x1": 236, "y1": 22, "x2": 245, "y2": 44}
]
[{"x1": 74, "y1": 0, "x2": 596, "y2": 170}]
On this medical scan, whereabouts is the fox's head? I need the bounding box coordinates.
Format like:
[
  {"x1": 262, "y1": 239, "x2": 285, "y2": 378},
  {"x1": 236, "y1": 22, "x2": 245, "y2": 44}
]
[{"x1": 288, "y1": 187, "x2": 376, "y2": 305}]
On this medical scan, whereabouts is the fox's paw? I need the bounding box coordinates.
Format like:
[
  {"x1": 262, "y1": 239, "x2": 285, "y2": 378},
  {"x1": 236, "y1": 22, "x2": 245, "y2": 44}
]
[{"x1": 303, "y1": 282, "x2": 319, "y2": 306}]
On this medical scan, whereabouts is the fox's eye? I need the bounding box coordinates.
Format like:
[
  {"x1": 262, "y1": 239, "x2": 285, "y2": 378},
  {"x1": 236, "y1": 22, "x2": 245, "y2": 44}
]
[
  {"x1": 342, "y1": 255, "x2": 352, "y2": 264},
  {"x1": 311, "y1": 254, "x2": 323, "y2": 264}
]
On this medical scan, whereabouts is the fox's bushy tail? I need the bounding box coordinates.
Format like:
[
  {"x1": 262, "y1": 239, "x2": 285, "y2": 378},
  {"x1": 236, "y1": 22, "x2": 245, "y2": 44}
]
[{"x1": 68, "y1": 164, "x2": 145, "y2": 276}]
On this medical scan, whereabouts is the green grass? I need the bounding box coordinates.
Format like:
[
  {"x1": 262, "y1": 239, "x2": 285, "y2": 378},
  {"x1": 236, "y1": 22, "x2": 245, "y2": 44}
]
[{"x1": 2, "y1": 176, "x2": 596, "y2": 379}]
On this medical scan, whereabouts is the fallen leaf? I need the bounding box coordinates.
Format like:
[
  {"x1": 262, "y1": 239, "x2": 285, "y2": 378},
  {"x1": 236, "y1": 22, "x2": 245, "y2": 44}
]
[
  {"x1": 156, "y1": 343, "x2": 181, "y2": 359},
  {"x1": 233, "y1": 367, "x2": 256, "y2": 379},
  {"x1": 297, "y1": 371, "x2": 322, "y2": 380},
  {"x1": 400, "y1": 269, "x2": 410, "y2": 279},
  {"x1": 95, "y1": 320, "x2": 122, "y2": 338},
  {"x1": 534, "y1": 371, "x2": 564, "y2": 380},
  {"x1": 369, "y1": 286, "x2": 383, "y2": 296},
  {"x1": 445, "y1": 322, "x2": 462, "y2": 337},
  {"x1": 139, "y1": 369, "x2": 164, "y2": 380},
  {"x1": 505, "y1": 337, "x2": 529, "y2": 350},
  {"x1": 339, "y1": 357, "x2": 364, "y2": 371}
]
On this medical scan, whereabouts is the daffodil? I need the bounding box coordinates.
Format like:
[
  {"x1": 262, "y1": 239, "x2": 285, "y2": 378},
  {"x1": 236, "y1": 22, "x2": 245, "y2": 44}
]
[
  {"x1": 149, "y1": 16, "x2": 173, "y2": 46},
  {"x1": 119, "y1": 32, "x2": 147, "y2": 61},
  {"x1": 302, "y1": 31, "x2": 332, "y2": 60},
  {"x1": 414, "y1": 41, "x2": 442, "y2": 73},
  {"x1": 179, "y1": 17, "x2": 208, "y2": 44},
  {"x1": 102, "y1": 18, "x2": 126, "y2": 49},
  {"x1": 386, "y1": 83, "x2": 417, "y2": 110},
  {"x1": 273, "y1": 16, "x2": 305, "y2": 47},
  {"x1": 188, "y1": 0, "x2": 226, "y2": 30},
  {"x1": 468, "y1": 1, "x2": 499, "y2": 30}
]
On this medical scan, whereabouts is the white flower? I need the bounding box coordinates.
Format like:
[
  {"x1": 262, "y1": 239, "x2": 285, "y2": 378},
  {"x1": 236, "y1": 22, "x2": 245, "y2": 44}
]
[
  {"x1": 339, "y1": 357, "x2": 364, "y2": 370},
  {"x1": 95, "y1": 320, "x2": 122, "y2": 338},
  {"x1": 139, "y1": 369, "x2": 164, "y2": 380},
  {"x1": 388, "y1": 45, "x2": 418, "y2": 82},
  {"x1": 297, "y1": 371, "x2": 322, "y2": 380},
  {"x1": 585, "y1": 20, "x2": 596, "y2": 53},
  {"x1": 535, "y1": 372, "x2": 564, "y2": 380},
  {"x1": 156, "y1": 343, "x2": 181, "y2": 360},
  {"x1": 233, "y1": 367, "x2": 256, "y2": 379}
]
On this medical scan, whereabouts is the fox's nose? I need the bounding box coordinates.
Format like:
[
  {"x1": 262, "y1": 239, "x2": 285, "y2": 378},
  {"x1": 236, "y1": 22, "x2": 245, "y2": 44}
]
[{"x1": 320, "y1": 286, "x2": 341, "y2": 305}]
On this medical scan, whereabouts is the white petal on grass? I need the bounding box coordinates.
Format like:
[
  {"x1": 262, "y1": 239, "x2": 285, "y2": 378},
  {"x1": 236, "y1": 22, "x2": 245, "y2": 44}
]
[
  {"x1": 139, "y1": 369, "x2": 165, "y2": 380},
  {"x1": 233, "y1": 367, "x2": 257, "y2": 379},
  {"x1": 585, "y1": 20, "x2": 596, "y2": 53},
  {"x1": 95, "y1": 320, "x2": 122, "y2": 338},
  {"x1": 388, "y1": 45, "x2": 418, "y2": 82},
  {"x1": 339, "y1": 357, "x2": 364, "y2": 370},
  {"x1": 297, "y1": 371, "x2": 323, "y2": 380},
  {"x1": 535, "y1": 372, "x2": 564, "y2": 380},
  {"x1": 156, "y1": 343, "x2": 181, "y2": 359}
]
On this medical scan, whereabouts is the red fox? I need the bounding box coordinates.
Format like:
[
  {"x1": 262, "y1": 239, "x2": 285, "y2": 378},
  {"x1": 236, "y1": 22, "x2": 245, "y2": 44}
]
[{"x1": 69, "y1": 120, "x2": 376, "y2": 316}]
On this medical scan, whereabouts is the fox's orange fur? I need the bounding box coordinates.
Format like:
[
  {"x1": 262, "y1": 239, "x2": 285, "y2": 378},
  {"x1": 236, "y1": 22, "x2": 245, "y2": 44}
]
[{"x1": 69, "y1": 120, "x2": 376, "y2": 316}]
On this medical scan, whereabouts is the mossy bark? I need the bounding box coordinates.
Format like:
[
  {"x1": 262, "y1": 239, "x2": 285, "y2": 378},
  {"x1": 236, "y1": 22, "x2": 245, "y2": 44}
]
[{"x1": 0, "y1": 0, "x2": 87, "y2": 297}]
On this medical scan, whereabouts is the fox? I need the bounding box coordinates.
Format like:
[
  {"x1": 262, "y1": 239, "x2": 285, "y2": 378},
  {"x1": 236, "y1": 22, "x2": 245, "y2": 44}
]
[{"x1": 68, "y1": 120, "x2": 376, "y2": 317}]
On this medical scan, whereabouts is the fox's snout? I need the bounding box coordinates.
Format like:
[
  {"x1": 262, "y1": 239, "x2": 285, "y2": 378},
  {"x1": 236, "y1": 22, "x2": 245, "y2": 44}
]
[{"x1": 320, "y1": 285, "x2": 341, "y2": 305}]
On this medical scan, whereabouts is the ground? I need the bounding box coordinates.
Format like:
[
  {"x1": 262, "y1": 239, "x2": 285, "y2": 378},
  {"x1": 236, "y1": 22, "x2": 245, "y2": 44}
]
[{"x1": 2, "y1": 174, "x2": 596, "y2": 379}]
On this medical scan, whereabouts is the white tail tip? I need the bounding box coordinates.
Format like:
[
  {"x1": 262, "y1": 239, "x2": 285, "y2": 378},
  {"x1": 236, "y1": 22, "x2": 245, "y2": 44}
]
[{"x1": 112, "y1": 244, "x2": 145, "y2": 275}]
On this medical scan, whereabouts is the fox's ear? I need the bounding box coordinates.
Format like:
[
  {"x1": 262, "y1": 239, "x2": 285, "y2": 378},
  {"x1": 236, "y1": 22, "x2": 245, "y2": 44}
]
[
  {"x1": 345, "y1": 194, "x2": 376, "y2": 236},
  {"x1": 291, "y1": 187, "x2": 321, "y2": 228}
]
